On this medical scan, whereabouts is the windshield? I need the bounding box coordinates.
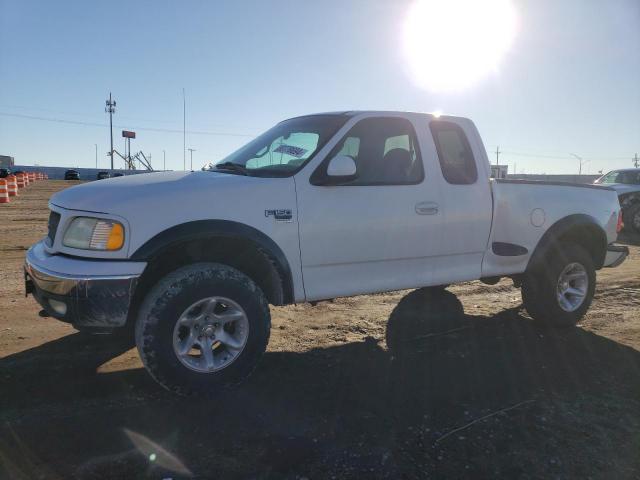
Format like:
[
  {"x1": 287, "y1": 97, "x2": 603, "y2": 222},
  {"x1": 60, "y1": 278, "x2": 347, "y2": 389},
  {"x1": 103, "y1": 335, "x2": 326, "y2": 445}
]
[
  {"x1": 203, "y1": 115, "x2": 349, "y2": 177},
  {"x1": 596, "y1": 170, "x2": 640, "y2": 185}
]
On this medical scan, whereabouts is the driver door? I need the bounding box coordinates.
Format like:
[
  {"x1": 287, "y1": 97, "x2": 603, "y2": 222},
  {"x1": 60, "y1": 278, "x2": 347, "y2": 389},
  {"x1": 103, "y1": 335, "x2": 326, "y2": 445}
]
[{"x1": 295, "y1": 116, "x2": 445, "y2": 301}]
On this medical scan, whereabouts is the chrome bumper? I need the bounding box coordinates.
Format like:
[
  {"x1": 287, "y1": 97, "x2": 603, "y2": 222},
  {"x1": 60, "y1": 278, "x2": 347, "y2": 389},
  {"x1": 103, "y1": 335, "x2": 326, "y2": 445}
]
[
  {"x1": 603, "y1": 244, "x2": 629, "y2": 268},
  {"x1": 24, "y1": 242, "x2": 145, "y2": 328}
]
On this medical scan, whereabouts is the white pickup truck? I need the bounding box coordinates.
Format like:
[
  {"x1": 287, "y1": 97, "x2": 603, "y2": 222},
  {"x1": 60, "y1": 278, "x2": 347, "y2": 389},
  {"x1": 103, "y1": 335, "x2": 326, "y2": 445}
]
[{"x1": 25, "y1": 111, "x2": 628, "y2": 394}]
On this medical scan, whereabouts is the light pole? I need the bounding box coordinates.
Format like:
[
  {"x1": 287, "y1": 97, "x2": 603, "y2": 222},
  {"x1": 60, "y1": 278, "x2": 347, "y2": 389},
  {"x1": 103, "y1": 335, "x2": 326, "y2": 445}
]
[
  {"x1": 188, "y1": 148, "x2": 196, "y2": 171},
  {"x1": 94, "y1": 144, "x2": 98, "y2": 168},
  {"x1": 163, "y1": 150, "x2": 166, "y2": 171},
  {"x1": 183, "y1": 88, "x2": 186, "y2": 171},
  {"x1": 570, "y1": 153, "x2": 590, "y2": 175}
]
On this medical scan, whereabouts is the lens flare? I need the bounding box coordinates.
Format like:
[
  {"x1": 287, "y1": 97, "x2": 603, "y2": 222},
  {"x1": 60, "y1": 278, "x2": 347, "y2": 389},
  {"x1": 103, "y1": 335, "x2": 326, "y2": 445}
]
[{"x1": 403, "y1": 0, "x2": 517, "y2": 92}]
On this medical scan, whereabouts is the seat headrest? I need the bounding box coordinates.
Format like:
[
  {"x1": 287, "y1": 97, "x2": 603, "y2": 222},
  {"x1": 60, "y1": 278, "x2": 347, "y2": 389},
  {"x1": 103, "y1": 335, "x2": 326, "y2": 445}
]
[{"x1": 382, "y1": 148, "x2": 412, "y2": 182}]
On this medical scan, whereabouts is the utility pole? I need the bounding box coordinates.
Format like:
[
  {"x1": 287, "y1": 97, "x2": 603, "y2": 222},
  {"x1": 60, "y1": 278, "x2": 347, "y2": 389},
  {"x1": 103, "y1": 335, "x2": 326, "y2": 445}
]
[
  {"x1": 495, "y1": 146, "x2": 500, "y2": 166},
  {"x1": 188, "y1": 148, "x2": 196, "y2": 171},
  {"x1": 94, "y1": 144, "x2": 98, "y2": 168},
  {"x1": 633, "y1": 153, "x2": 639, "y2": 168},
  {"x1": 183, "y1": 88, "x2": 186, "y2": 171},
  {"x1": 105, "y1": 93, "x2": 116, "y2": 171},
  {"x1": 163, "y1": 150, "x2": 166, "y2": 171}
]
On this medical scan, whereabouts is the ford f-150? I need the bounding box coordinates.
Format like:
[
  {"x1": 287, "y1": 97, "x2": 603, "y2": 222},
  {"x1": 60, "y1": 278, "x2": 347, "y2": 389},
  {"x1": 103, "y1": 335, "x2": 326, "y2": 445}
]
[{"x1": 24, "y1": 111, "x2": 628, "y2": 394}]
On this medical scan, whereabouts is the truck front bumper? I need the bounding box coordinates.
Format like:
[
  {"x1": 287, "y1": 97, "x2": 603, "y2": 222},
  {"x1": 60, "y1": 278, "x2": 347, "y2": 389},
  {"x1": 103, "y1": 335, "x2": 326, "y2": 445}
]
[{"x1": 24, "y1": 241, "x2": 147, "y2": 328}]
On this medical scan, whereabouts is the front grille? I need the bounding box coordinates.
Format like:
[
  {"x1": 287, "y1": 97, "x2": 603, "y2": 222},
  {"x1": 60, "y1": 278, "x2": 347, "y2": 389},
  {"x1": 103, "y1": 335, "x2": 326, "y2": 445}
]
[{"x1": 47, "y1": 211, "x2": 61, "y2": 246}]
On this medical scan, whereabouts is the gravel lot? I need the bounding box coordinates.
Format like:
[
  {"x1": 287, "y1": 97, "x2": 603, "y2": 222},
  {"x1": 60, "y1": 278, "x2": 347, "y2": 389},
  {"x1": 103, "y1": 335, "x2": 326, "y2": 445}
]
[{"x1": 1, "y1": 180, "x2": 639, "y2": 479}]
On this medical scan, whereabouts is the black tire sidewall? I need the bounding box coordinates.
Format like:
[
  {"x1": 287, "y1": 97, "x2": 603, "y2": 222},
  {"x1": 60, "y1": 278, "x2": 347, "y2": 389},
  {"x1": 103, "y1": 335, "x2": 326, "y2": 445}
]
[
  {"x1": 624, "y1": 204, "x2": 640, "y2": 233},
  {"x1": 136, "y1": 263, "x2": 270, "y2": 395},
  {"x1": 523, "y1": 245, "x2": 596, "y2": 327}
]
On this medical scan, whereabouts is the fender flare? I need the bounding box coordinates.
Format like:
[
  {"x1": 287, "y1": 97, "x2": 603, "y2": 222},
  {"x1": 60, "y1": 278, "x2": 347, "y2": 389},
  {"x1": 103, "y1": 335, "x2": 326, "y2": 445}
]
[
  {"x1": 130, "y1": 220, "x2": 294, "y2": 304},
  {"x1": 527, "y1": 214, "x2": 608, "y2": 271}
]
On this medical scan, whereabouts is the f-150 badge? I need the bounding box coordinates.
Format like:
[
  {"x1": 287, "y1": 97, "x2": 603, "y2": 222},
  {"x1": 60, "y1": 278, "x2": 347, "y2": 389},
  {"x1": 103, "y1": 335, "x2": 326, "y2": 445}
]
[{"x1": 265, "y1": 209, "x2": 293, "y2": 222}]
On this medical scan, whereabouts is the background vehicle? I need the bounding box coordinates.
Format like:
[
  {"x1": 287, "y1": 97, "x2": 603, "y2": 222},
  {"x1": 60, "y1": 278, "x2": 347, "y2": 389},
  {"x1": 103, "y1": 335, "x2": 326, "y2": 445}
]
[
  {"x1": 64, "y1": 169, "x2": 80, "y2": 180},
  {"x1": 25, "y1": 111, "x2": 628, "y2": 395},
  {"x1": 96, "y1": 171, "x2": 110, "y2": 180},
  {"x1": 112, "y1": 172, "x2": 124, "y2": 177},
  {"x1": 594, "y1": 168, "x2": 640, "y2": 233},
  {"x1": 0, "y1": 168, "x2": 10, "y2": 178}
]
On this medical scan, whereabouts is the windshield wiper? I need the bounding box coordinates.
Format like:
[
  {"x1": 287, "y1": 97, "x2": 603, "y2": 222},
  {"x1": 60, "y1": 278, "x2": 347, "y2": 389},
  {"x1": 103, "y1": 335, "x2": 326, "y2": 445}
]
[{"x1": 212, "y1": 162, "x2": 250, "y2": 176}]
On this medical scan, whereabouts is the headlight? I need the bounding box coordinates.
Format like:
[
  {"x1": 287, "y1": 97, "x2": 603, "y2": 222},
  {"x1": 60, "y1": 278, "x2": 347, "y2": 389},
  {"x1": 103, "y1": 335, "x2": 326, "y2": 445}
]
[{"x1": 63, "y1": 217, "x2": 125, "y2": 251}]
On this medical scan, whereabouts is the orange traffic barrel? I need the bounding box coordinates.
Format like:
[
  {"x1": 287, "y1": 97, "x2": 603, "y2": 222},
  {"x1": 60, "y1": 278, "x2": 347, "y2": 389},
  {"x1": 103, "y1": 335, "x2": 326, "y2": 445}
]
[
  {"x1": 23, "y1": 173, "x2": 30, "y2": 186},
  {"x1": 28, "y1": 172, "x2": 36, "y2": 183},
  {"x1": 0, "y1": 179, "x2": 9, "y2": 204},
  {"x1": 6, "y1": 175, "x2": 18, "y2": 196},
  {"x1": 15, "y1": 173, "x2": 25, "y2": 188}
]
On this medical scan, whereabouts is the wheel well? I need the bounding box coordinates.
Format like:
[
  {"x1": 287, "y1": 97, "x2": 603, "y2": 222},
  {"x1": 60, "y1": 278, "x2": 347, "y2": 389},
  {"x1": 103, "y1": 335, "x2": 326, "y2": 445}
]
[
  {"x1": 528, "y1": 216, "x2": 608, "y2": 272},
  {"x1": 555, "y1": 225, "x2": 607, "y2": 268},
  {"x1": 127, "y1": 236, "x2": 289, "y2": 325}
]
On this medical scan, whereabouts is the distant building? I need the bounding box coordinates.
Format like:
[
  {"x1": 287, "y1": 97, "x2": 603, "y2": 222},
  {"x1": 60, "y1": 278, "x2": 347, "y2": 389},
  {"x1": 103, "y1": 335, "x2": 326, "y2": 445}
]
[
  {"x1": 490, "y1": 164, "x2": 508, "y2": 179},
  {"x1": 0, "y1": 155, "x2": 15, "y2": 168}
]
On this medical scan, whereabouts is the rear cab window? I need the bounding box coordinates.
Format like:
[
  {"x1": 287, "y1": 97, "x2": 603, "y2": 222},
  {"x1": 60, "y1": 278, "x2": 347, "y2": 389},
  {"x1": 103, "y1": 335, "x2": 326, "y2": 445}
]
[{"x1": 429, "y1": 121, "x2": 478, "y2": 185}]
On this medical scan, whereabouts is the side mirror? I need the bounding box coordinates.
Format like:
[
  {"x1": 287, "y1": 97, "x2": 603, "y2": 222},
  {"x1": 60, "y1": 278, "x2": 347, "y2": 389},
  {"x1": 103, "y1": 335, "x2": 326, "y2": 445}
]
[{"x1": 325, "y1": 155, "x2": 357, "y2": 184}]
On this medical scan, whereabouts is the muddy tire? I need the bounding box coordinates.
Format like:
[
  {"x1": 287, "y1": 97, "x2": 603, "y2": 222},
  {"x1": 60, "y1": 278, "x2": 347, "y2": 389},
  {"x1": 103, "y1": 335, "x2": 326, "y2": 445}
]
[
  {"x1": 135, "y1": 262, "x2": 270, "y2": 395},
  {"x1": 623, "y1": 204, "x2": 640, "y2": 233},
  {"x1": 521, "y1": 244, "x2": 595, "y2": 327}
]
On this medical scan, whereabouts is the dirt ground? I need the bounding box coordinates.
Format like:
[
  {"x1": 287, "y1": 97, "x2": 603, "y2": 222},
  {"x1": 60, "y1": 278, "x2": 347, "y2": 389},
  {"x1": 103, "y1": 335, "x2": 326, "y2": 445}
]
[{"x1": 1, "y1": 180, "x2": 639, "y2": 479}]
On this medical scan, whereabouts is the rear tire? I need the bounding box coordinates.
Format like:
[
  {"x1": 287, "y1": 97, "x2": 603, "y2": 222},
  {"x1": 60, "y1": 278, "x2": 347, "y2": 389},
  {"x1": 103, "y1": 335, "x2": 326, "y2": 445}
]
[
  {"x1": 623, "y1": 204, "x2": 640, "y2": 234},
  {"x1": 521, "y1": 244, "x2": 595, "y2": 327},
  {"x1": 135, "y1": 262, "x2": 270, "y2": 395}
]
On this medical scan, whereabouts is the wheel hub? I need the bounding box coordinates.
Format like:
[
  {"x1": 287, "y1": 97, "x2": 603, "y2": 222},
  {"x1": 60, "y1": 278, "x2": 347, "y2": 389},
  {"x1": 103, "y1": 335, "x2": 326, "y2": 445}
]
[
  {"x1": 556, "y1": 262, "x2": 588, "y2": 312},
  {"x1": 172, "y1": 296, "x2": 249, "y2": 373}
]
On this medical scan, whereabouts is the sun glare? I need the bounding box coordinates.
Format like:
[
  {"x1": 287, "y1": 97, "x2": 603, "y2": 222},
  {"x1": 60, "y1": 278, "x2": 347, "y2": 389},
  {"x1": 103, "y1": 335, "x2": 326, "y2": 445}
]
[{"x1": 403, "y1": 0, "x2": 517, "y2": 92}]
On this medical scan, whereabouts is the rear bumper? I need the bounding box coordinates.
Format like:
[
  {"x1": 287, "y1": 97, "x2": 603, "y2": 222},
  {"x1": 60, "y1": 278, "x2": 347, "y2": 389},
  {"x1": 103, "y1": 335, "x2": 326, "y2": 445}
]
[
  {"x1": 603, "y1": 244, "x2": 629, "y2": 268},
  {"x1": 24, "y1": 241, "x2": 146, "y2": 327}
]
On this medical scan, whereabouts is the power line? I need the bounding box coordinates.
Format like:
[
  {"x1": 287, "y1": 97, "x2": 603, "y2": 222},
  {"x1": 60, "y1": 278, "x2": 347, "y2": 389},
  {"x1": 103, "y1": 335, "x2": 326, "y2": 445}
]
[
  {"x1": 497, "y1": 149, "x2": 629, "y2": 161},
  {"x1": 0, "y1": 111, "x2": 255, "y2": 137}
]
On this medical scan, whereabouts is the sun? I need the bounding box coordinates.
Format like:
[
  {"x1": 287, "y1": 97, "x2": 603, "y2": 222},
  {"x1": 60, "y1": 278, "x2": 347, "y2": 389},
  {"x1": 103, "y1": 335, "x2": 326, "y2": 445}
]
[{"x1": 403, "y1": 0, "x2": 517, "y2": 92}]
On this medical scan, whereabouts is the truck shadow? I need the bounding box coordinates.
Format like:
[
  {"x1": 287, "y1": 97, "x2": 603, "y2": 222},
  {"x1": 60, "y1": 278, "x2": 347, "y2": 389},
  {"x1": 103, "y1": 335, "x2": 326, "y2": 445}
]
[{"x1": 1, "y1": 289, "x2": 639, "y2": 479}]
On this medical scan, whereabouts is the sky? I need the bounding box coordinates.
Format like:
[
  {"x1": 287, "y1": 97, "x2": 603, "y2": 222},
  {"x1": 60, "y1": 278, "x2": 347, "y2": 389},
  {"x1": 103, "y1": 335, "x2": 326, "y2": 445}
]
[{"x1": 0, "y1": 0, "x2": 638, "y2": 175}]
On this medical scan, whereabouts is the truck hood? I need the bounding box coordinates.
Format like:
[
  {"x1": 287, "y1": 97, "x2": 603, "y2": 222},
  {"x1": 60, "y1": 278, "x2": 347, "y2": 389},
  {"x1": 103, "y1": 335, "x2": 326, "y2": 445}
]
[{"x1": 50, "y1": 170, "x2": 264, "y2": 215}]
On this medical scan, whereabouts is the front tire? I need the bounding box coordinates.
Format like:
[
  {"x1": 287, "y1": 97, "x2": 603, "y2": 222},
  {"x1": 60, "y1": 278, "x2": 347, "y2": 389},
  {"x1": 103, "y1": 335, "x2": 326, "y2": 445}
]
[
  {"x1": 135, "y1": 262, "x2": 271, "y2": 395},
  {"x1": 521, "y1": 244, "x2": 595, "y2": 327}
]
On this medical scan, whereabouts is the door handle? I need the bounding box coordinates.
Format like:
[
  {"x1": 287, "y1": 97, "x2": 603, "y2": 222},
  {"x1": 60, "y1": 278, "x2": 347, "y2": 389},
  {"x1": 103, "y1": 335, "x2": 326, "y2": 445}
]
[{"x1": 415, "y1": 201, "x2": 439, "y2": 215}]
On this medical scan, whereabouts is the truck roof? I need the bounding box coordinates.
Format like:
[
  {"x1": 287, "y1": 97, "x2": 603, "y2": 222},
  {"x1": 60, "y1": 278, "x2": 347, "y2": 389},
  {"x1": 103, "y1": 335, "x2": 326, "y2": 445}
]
[
  {"x1": 286, "y1": 110, "x2": 467, "y2": 121},
  {"x1": 606, "y1": 168, "x2": 640, "y2": 173}
]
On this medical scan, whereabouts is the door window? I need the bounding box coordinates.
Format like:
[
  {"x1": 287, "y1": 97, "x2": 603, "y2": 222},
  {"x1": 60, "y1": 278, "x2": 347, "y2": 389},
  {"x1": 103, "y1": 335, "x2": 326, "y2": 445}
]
[{"x1": 313, "y1": 117, "x2": 424, "y2": 185}]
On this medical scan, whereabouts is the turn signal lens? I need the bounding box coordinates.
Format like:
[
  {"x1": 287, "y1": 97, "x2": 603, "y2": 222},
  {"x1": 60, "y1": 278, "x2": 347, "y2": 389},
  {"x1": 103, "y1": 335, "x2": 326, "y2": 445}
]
[{"x1": 106, "y1": 223, "x2": 124, "y2": 250}]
